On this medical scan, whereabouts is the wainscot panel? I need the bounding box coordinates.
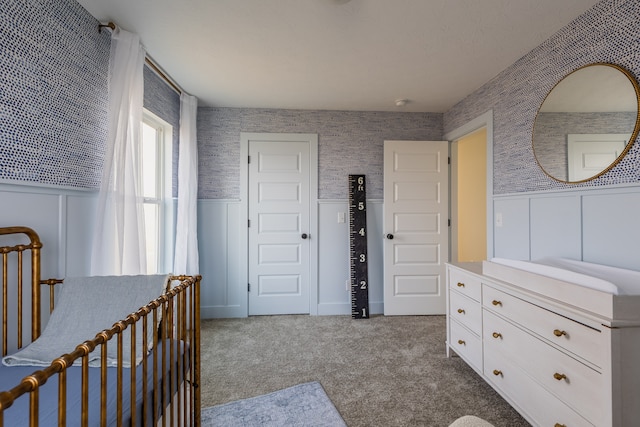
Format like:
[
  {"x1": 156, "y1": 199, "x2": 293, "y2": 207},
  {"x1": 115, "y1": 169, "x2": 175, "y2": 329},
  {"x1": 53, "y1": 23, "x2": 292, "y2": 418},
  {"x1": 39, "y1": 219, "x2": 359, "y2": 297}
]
[
  {"x1": 582, "y1": 189, "x2": 640, "y2": 270},
  {"x1": 317, "y1": 200, "x2": 384, "y2": 316},
  {"x1": 493, "y1": 197, "x2": 531, "y2": 260},
  {"x1": 530, "y1": 195, "x2": 582, "y2": 261},
  {"x1": 493, "y1": 185, "x2": 640, "y2": 272},
  {"x1": 0, "y1": 182, "x2": 91, "y2": 279},
  {"x1": 198, "y1": 200, "x2": 245, "y2": 318}
]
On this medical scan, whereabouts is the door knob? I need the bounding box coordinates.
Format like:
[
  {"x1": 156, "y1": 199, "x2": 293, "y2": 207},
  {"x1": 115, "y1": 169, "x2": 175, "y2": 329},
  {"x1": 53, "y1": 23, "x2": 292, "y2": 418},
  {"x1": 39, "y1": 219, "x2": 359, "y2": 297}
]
[
  {"x1": 386, "y1": 234, "x2": 394, "y2": 239},
  {"x1": 301, "y1": 233, "x2": 308, "y2": 239}
]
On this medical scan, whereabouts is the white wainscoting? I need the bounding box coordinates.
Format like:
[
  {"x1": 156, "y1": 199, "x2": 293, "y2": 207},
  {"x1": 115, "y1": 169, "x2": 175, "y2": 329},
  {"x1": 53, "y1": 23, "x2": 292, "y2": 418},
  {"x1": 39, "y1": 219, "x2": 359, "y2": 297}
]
[
  {"x1": 317, "y1": 200, "x2": 384, "y2": 316},
  {"x1": 1, "y1": 183, "x2": 386, "y2": 318},
  {"x1": 493, "y1": 184, "x2": 640, "y2": 271},
  {"x1": 8, "y1": 180, "x2": 638, "y2": 317},
  {"x1": 0, "y1": 182, "x2": 97, "y2": 278},
  {"x1": 199, "y1": 199, "x2": 385, "y2": 318},
  {"x1": 197, "y1": 199, "x2": 245, "y2": 318}
]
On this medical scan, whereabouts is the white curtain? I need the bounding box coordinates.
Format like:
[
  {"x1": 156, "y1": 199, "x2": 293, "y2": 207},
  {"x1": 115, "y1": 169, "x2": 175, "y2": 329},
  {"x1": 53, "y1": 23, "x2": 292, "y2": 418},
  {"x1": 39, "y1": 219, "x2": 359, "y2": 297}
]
[
  {"x1": 173, "y1": 93, "x2": 200, "y2": 275},
  {"x1": 90, "y1": 28, "x2": 147, "y2": 276}
]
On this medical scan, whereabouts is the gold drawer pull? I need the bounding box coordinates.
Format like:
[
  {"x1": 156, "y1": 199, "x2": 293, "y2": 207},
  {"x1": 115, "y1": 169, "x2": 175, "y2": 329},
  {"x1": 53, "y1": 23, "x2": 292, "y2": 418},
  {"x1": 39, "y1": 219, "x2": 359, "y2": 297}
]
[
  {"x1": 492, "y1": 300, "x2": 502, "y2": 306},
  {"x1": 457, "y1": 339, "x2": 465, "y2": 345},
  {"x1": 554, "y1": 424, "x2": 567, "y2": 427},
  {"x1": 553, "y1": 329, "x2": 567, "y2": 337},
  {"x1": 457, "y1": 282, "x2": 465, "y2": 288},
  {"x1": 492, "y1": 369, "x2": 503, "y2": 377},
  {"x1": 492, "y1": 332, "x2": 502, "y2": 339},
  {"x1": 553, "y1": 373, "x2": 568, "y2": 381},
  {"x1": 457, "y1": 308, "x2": 465, "y2": 314}
]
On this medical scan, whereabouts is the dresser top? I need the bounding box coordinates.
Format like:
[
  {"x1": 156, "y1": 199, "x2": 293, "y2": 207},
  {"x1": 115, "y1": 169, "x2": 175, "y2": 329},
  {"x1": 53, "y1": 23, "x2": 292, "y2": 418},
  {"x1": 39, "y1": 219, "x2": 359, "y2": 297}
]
[
  {"x1": 482, "y1": 259, "x2": 640, "y2": 326},
  {"x1": 447, "y1": 261, "x2": 483, "y2": 275}
]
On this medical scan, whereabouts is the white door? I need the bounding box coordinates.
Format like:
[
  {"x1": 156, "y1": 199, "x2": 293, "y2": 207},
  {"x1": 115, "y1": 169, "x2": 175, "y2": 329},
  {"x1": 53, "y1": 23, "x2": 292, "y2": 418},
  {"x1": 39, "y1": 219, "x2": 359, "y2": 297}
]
[
  {"x1": 383, "y1": 140, "x2": 449, "y2": 315},
  {"x1": 567, "y1": 133, "x2": 628, "y2": 181},
  {"x1": 248, "y1": 139, "x2": 311, "y2": 315}
]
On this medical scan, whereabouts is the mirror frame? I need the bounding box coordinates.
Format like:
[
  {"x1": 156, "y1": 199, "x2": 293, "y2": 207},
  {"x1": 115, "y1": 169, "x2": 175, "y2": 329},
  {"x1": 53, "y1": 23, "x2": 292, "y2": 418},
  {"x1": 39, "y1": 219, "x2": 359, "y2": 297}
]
[{"x1": 533, "y1": 62, "x2": 640, "y2": 183}]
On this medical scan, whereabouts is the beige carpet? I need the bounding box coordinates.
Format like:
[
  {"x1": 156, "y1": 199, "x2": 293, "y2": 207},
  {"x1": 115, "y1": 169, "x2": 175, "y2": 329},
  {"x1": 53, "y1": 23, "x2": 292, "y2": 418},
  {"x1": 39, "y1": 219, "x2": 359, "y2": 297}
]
[{"x1": 200, "y1": 315, "x2": 530, "y2": 427}]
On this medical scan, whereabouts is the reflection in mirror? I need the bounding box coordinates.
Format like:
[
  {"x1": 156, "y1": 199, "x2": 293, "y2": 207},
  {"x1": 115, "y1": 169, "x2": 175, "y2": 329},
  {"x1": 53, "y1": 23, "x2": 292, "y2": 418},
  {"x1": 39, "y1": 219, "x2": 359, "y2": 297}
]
[{"x1": 533, "y1": 63, "x2": 640, "y2": 183}]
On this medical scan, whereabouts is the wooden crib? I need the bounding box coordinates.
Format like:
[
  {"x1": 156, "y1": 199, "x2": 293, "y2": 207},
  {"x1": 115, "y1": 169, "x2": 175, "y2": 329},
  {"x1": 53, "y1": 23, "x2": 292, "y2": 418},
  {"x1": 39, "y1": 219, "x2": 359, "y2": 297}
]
[{"x1": 0, "y1": 226, "x2": 201, "y2": 426}]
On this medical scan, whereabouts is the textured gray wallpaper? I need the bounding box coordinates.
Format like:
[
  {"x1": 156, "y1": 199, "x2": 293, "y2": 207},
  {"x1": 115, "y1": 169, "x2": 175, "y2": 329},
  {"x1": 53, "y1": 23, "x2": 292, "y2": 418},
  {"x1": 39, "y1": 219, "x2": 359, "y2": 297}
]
[
  {"x1": 3, "y1": 0, "x2": 638, "y2": 197},
  {"x1": 443, "y1": 0, "x2": 640, "y2": 194},
  {"x1": 197, "y1": 108, "x2": 443, "y2": 199},
  {"x1": 0, "y1": 0, "x2": 181, "y2": 190},
  {"x1": 0, "y1": 0, "x2": 110, "y2": 187}
]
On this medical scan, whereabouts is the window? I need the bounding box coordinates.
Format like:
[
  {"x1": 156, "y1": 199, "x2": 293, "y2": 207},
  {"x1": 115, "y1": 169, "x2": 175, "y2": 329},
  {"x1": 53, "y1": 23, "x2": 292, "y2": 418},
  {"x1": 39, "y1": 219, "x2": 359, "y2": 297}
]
[{"x1": 141, "y1": 110, "x2": 173, "y2": 274}]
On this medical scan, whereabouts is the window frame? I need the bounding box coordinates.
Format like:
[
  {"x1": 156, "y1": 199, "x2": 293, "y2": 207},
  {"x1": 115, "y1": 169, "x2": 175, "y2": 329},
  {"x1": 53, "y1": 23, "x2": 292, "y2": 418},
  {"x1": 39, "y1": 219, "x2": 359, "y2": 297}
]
[{"x1": 141, "y1": 109, "x2": 174, "y2": 274}]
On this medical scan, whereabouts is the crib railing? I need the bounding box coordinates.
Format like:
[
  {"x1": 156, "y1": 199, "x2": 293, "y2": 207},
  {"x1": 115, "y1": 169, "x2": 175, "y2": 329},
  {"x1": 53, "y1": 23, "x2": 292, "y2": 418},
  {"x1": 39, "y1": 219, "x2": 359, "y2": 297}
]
[{"x1": 0, "y1": 274, "x2": 201, "y2": 426}]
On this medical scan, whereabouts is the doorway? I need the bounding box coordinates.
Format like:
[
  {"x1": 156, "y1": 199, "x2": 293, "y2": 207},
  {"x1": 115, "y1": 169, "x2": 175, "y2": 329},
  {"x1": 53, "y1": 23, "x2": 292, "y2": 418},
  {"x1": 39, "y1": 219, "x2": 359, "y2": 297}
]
[
  {"x1": 240, "y1": 133, "x2": 318, "y2": 316},
  {"x1": 445, "y1": 110, "x2": 493, "y2": 263},
  {"x1": 454, "y1": 129, "x2": 487, "y2": 262}
]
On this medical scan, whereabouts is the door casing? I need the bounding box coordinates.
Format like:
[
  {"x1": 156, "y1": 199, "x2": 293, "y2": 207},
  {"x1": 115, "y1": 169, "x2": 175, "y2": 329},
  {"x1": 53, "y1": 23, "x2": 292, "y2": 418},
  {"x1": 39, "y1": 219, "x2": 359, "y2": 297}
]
[{"x1": 444, "y1": 110, "x2": 494, "y2": 263}]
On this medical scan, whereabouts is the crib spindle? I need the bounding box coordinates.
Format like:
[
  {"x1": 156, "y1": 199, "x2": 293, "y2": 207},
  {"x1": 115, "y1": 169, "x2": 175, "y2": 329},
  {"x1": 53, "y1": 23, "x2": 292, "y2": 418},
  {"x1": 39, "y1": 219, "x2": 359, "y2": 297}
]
[
  {"x1": 152, "y1": 306, "x2": 160, "y2": 426},
  {"x1": 16, "y1": 249, "x2": 22, "y2": 351},
  {"x1": 160, "y1": 296, "x2": 168, "y2": 427},
  {"x1": 168, "y1": 295, "x2": 176, "y2": 427},
  {"x1": 129, "y1": 317, "x2": 137, "y2": 427},
  {"x1": 2, "y1": 250, "x2": 7, "y2": 357},
  {"x1": 141, "y1": 309, "x2": 149, "y2": 426},
  {"x1": 57, "y1": 366, "x2": 67, "y2": 427},
  {"x1": 80, "y1": 346, "x2": 90, "y2": 427},
  {"x1": 116, "y1": 324, "x2": 124, "y2": 426},
  {"x1": 100, "y1": 334, "x2": 108, "y2": 427},
  {"x1": 28, "y1": 384, "x2": 38, "y2": 427}
]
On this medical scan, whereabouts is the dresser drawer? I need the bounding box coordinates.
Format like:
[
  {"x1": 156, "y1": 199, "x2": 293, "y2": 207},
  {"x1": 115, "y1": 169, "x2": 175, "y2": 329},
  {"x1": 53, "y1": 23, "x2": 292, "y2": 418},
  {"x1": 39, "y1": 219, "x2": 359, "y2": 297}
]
[
  {"x1": 484, "y1": 348, "x2": 595, "y2": 427},
  {"x1": 449, "y1": 290, "x2": 482, "y2": 335},
  {"x1": 482, "y1": 284, "x2": 604, "y2": 368},
  {"x1": 449, "y1": 319, "x2": 482, "y2": 372},
  {"x1": 448, "y1": 267, "x2": 482, "y2": 302},
  {"x1": 484, "y1": 310, "x2": 603, "y2": 425}
]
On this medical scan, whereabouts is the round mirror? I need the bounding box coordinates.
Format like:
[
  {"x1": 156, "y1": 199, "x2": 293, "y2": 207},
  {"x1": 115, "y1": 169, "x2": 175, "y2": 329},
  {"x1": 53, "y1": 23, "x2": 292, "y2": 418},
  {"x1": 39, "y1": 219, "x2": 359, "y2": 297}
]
[{"x1": 533, "y1": 63, "x2": 640, "y2": 183}]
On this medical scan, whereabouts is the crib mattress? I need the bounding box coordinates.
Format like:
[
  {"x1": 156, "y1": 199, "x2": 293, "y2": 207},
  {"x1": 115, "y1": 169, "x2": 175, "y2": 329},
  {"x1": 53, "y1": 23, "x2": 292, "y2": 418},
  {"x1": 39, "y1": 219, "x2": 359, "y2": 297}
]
[{"x1": 0, "y1": 341, "x2": 188, "y2": 427}]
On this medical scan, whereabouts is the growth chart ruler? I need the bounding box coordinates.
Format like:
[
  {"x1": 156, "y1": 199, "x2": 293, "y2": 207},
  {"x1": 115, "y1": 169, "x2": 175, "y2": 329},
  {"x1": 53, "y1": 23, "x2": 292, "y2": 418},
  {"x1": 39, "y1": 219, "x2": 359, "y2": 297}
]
[{"x1": 348, "y1": 174, "x2": 369, "y2": 319}]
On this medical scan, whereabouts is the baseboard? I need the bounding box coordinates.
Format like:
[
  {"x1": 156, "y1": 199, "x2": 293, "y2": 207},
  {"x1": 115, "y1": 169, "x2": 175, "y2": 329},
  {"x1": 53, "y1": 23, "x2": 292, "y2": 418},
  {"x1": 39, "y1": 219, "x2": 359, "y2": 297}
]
[
  {"x1": 201, "y1": 302, "x2": 384, "y2": 318},
  {"x1": 200, "y1": 305, "x2": 246, "y2": 319},
  {"x1": 316, "y1": 301, "x2": 384, "y2": 316}
]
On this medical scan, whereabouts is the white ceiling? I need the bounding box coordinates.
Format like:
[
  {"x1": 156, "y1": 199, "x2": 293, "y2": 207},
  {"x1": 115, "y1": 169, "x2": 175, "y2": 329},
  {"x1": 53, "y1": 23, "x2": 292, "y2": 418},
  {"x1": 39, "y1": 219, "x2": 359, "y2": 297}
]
[{"x1": 76, "y1": 0, "x2": 601, "y2": 113}]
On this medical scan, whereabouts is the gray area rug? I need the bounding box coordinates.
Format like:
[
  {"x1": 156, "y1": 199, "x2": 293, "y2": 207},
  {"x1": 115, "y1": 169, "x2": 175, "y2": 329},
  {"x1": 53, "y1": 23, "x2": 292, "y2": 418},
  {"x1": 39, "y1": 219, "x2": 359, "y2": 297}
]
[{"x1": 201, "y1": 381, "x2": 347, "y2": 427}]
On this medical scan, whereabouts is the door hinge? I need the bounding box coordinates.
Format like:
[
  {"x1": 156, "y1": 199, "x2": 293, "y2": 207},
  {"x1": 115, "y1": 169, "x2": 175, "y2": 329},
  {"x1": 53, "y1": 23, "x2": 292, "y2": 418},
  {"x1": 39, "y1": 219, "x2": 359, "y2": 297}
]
[
  {"x1": 248, "y1": 219, "x2": 250, "y2": 227},
  {"x1": 448, "y1": 219, "x2": 451, "y2": 227},
  {"x1": 248, "y1": 155, "x2": 251, "y2": 164},
  {"x1": 448, "y1": 156, "x2": 451, "y2": 165},
  {"x1": 248, "y1": 283, "x2": 251, "y2": 292}
]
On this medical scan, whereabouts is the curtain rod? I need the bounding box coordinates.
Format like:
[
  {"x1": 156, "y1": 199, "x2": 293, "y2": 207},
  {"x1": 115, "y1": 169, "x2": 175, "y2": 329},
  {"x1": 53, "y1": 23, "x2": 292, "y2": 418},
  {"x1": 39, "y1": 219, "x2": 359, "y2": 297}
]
[
  {"x1": 99, "y1": 21, "x2": 183, "y2": 95},
  {"x1": 144, "y1": 56, "x2": 183, "y2": 95}
]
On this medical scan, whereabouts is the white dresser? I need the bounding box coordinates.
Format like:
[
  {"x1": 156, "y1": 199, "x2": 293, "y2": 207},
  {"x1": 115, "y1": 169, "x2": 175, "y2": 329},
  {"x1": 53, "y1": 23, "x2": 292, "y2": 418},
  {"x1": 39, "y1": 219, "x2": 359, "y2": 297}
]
[{"x1": 446, "y1": 260, "x2": 640, "y2": 427}]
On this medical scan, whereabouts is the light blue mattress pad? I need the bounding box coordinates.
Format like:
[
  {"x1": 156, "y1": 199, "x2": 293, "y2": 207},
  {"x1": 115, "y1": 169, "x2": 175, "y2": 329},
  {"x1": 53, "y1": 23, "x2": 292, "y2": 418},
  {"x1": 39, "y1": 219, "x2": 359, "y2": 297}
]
[{"x1": 0, "y1": 341, "x2": 188, "y2": 427}]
